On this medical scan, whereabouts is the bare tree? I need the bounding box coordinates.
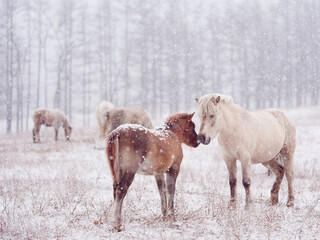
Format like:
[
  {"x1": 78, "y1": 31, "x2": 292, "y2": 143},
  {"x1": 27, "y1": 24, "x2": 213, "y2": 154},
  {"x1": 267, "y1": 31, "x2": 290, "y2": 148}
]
[
  {"x1": 25, "y1": 0, "x2": 32, "y2": 130},
  {"x1": 14, "y1": 39, "x2": 24, "y2": 132},
  {"x1": 80, "y1": 6, "x2": 88, "y2": 125},
  {"x1": 1, "y1": 0, "x2": 320, "y2": 134},
  {"x1": 43, "y1": 16, "x2": 50, "y2": 109},
  {"x1": 35, "y1": 0, "x2": 42, "y2": 108},
  {"x1": 5, "y1": 0, "x2": 14, "y2": 133},
  {"x1": 123, "y1": 0, "x2": 130, "y2": 104}
]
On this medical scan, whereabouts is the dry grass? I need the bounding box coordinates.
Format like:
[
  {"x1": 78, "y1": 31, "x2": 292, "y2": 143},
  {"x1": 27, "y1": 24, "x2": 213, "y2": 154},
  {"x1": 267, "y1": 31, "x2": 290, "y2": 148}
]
[{"x1": 1, "y1": 108, "x2": 320, "y2": 239}]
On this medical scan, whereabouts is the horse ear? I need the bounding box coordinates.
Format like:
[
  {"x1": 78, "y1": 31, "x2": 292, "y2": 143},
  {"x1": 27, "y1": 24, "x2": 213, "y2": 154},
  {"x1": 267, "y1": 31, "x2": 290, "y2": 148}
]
[
  {"x1": 211, "y1": 96, "x2": 220, "y2": 105},
  {"x1": 195, "y1": 98, "x2": 199, "y2": 103},
  {"x1": 189, "y1": 112, "x2": 195, "y2": 119},
  {"x1": 216, "y1": 96, "x2": 221, "y2": 104}
]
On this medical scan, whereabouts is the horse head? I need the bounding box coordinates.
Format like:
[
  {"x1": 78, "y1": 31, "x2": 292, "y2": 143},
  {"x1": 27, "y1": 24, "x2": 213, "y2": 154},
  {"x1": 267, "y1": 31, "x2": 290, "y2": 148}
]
[
  {"x1": 165, "y1": 112, "x2": 199, "y2": 148},
  {"x1": 64, "y1": 124, "x2": 72, "y2": 140},
  {"x1": 195, "y1": 94, "x2": 227, "y2": 145}
]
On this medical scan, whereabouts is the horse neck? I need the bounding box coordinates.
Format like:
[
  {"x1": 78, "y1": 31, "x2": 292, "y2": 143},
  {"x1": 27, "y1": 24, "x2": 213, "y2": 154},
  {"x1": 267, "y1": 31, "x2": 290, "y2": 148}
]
[
  {"x1": 62, "y1": 118, "x2": 69, "y2": 128},
  {"x1": 220, "y1": 102, "x2": 248, "y2": 134},
  {"x1": 163, "y1": 124, "x2": 184, "y2": 144}
]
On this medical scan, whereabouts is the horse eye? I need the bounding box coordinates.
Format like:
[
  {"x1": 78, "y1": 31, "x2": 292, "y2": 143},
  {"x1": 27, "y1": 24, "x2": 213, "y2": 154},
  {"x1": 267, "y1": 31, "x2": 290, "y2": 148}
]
[{"x1": 210, "y1": 114, "x2": 214, "y2": 118}]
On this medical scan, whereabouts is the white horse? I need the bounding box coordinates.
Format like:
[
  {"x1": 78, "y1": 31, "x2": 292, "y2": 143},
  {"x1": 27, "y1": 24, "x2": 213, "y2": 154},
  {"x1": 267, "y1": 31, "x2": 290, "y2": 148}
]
[
  {"x1": 96, "y1": 101, "x2": 115, "y2": 138},
  {"x1": 195, "y1": 94, "x2": 296, "y2": 207}
]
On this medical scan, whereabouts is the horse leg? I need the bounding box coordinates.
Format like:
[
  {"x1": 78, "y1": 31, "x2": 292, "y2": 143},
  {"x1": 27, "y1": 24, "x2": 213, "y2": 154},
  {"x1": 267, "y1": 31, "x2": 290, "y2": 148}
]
[
  {"x1": 262, "y1": 158, "x2": 285, "y2": 205},
  {"x1": 54, "y1": 128, "x2": 58, "y2": 141},
  {"x1": 32, "y1": 128, "x2": 36, "y2": 143},
  {"x1": 35, "y1": 125, "x2": 41, "y2": 143},
  {"x1": 240, "y1": 157, "x2": 252, "y2": 208},
  {"x1": 224, "y1": 158, "x2": 237, "y2": 205},
  {"x1": 155, "y1": 174, "x2": 167, "y2": 219},
  {"x1": 281, "y1": 146, "x2": 295, "y2": 207},
  {"x1": 166, "y1": 166, "x2": 179, "y2": 221},
  {"x1": 113, "y1": 171, "x2": 135, "y2": 231}
]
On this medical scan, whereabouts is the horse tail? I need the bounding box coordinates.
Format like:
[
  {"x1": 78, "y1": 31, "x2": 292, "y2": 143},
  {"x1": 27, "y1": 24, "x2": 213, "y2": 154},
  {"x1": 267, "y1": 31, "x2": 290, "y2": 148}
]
[{"x1": 106, "y1": 132, "x2": 120, "y2": 183}]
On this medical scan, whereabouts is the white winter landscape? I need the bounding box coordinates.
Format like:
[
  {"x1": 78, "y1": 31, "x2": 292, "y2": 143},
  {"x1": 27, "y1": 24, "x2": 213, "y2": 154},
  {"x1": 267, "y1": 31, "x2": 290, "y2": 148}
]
[
  {"x1": 1, "y1": 0, "x2": 320, "y2": 239},
  {"x1": 1, "y1": 106, "x2": 319, "y2": 239}
]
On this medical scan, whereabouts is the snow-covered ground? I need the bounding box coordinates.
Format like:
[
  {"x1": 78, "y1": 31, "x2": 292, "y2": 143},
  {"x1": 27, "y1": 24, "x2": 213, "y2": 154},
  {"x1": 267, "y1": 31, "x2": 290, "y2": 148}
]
[{"x1": 0, "y1": 106, "x2": 319, "y2": 239}]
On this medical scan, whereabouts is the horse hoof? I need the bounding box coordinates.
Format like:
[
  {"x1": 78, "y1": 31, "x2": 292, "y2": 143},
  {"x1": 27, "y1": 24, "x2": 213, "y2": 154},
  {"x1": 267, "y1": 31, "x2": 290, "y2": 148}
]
[
  {"x1": 113, "y1": 224, "x2": 125, "y2": 232},
  {"x1": 244, "y1": 204, "x2": 252, "y2": 210},
  {"x1": 244, "y1": 200, "x2": 253, "y2": 210},
  {"x1": 227, "y1": 201, "x2": 237, "y2": 209},
  {"x1": 286, "y1": 201, "x2": 294, "y2": 207},
  {"x1": 167, "y1": 214, "x2": 176, "y2": 222}
]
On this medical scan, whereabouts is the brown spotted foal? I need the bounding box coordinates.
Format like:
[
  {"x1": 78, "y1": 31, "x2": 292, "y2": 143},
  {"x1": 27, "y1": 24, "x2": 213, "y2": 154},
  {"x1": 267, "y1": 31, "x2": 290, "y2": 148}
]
[{"x1": 106, "y1": 113, "x2": 199, "y2": 231}]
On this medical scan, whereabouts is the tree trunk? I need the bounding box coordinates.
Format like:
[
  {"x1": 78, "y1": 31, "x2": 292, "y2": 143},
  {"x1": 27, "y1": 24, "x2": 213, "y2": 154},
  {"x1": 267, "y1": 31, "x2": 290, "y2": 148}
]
[
  {"x1": 82, "y1": 9, "x2": 87, "y2": 125},
  {"x1": 124, "y1": 0, "x2": 130, "y2": 104},
  {"x1": 26, "y1": 0, "x2": 31, "y2": 130},
  {"x1": 36, "y1": 0, "x2": 42, "y2": 108},
  {"x1": 6, "y1": 0, "x2": 13, "y2": 133}
]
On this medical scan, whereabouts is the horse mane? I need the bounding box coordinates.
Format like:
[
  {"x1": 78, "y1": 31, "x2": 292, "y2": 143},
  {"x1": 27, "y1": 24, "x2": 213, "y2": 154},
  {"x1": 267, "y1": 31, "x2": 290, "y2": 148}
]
[
  {"x1": 165, "y1": 113, "x2": 186, "y2": 125},
  {"x1": 196, "y1": 94, "x2": 234, "y2": 116},
  {"x1": 203, "y1": 93, "x2": 234, "y2": 103}
]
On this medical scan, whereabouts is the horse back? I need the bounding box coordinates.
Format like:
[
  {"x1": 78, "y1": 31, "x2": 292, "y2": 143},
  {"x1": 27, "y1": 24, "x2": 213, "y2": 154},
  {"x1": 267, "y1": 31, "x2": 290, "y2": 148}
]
[
  {"x1": 265, "y1": 109, "x2": 296, "y2": 147},
  {"x1": 130, "y1": 107, "x2": 154, "y2": 129},
  {"x1": 247, "y1": 109, "x2": 295, "y2": 163},
  {"x1": 32, "y1": 109, "x2": 48, "y2": 125},
  {"x1": 106, "y1": 107, "x2": 153, "y2": 132},
  {"x1": 108, "y1": 125, "x2": 182, "y2": 176},
  {"x1": 32, "y1": 109, "x2": 68, "y2": 127}
]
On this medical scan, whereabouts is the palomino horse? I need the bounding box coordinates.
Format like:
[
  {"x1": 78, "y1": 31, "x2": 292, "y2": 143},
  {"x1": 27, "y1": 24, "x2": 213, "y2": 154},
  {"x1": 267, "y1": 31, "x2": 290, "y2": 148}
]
[
  {"x1": 96, "y1": 101, "x2": 115, "y2": 138},
  {"x1": 195, "y1": 94, "x2": 296, "y2": 208},
  {"x1": 101, "y1": 107, "x2": 153, "y2": 138},
  {"x1": 106, "y1": 113, "x2": 199, "y2": 231},
  {"x1": 32, "y1": 109, "x2": 72, "y2": 143}
]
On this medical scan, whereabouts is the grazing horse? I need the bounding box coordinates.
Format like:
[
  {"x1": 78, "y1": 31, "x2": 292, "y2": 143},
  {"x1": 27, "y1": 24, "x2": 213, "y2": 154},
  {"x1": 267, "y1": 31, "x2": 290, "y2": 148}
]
[
  {"x1": 32, "y1": 109, "x2": 72, "y2": 143},
  {"x1": 101, "y1": 107, "x2": 153, "y2": 138},
  {"x1": 106, "y1": 113, "x2": 199, "y2": 231},
  {"x1": 195, "y1": 94, "x2": 296, "y2": 208},
  {"x1": 96, "y1": 101, "x2": 115, "y2": 138}
]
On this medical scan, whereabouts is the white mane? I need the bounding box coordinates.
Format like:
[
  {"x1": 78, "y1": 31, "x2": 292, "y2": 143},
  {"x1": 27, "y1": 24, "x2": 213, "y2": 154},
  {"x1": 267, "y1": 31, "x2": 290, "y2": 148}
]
[
  {"x1": 201, "y1": 93, "x2": 234, "y2": 103},
  {"x1": 196, "y1": 93, "x2": 234, "y2": 116}
]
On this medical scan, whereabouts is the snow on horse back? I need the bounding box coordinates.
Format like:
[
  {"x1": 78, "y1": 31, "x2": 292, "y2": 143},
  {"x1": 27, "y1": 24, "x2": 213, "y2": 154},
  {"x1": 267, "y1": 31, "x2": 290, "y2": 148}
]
[
  {"x1": 195, "y1": 93, "x2": 296, "y2": 208},
  {"x1": 106, "y1": 112, "x2": 199, "y2": 231},
  {"x1": 32, "y1": 109, "x2": 72, "y2": 143}
]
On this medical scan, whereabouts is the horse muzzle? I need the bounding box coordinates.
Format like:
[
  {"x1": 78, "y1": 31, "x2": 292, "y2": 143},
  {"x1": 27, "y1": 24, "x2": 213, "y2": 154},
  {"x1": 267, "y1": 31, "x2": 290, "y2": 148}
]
[
  {"x1": 193, "y1": 138, "x2": 200, "y2": 148},
  {"x1": 198, "y1": 134, "x2": 211, "y2": 145},
  {"x1": 185, "y1": 137, "x2": 200, "y2": 148}
]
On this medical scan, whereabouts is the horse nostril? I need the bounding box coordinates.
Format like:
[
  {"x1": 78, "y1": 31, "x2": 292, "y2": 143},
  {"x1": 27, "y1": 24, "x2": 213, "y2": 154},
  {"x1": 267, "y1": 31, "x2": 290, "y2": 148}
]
[{"x1": 198, "y1": 135, "x2": 205, "y2": 143}]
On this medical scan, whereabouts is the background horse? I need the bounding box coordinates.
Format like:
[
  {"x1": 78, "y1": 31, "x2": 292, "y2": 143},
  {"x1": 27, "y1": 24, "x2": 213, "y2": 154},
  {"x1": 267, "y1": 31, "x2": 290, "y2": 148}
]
[
  {"x1": 32, "y1": 109, "x2": 72, "y2": 143},
  {"x1": 195, "y1": 94, "x2": 296, "y2": 208},
  {"x1": 101, "y1": 107, "x2": 153, "y2": 138},
  {"x1": 95, "y1": 101, "x2": 115, "y2": 138},
  {"x1": 106, "y1": 112, "x2": 199, "y2": 231}
]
